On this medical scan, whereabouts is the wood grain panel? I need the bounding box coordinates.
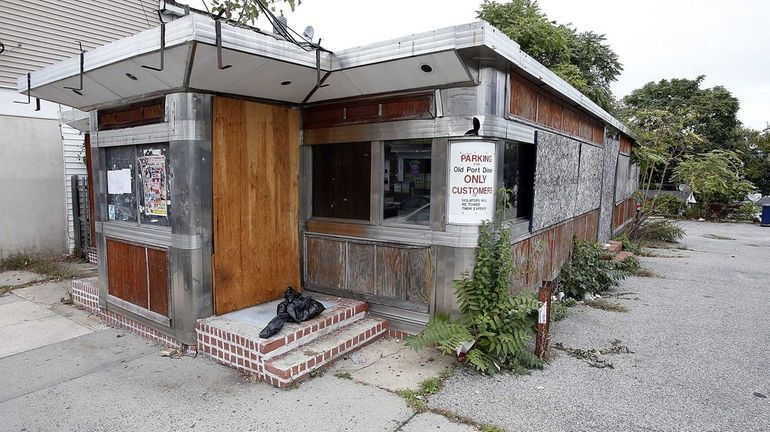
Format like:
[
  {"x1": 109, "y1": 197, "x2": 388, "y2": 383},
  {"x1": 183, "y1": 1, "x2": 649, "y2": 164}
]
[
  {"x1": 98, "y1": 97, "x2": 165, "y2": 130},
  {"x1": 404, "y1": 248, "x2": 432, "y2": 304},
  {"x1": 306, "y1": 237, "x2": 346, "y2": 290},
  {"x1": 106, "y1": 239, "x2": 148, "y2": 309},
  {"x1": 619, "y1": 136, "x2": 633, "y2": 155},
  {"x1": 303, "y1": 93, "x2": 432, "y2": 129},
  {"x1": 375, "y1": 247, "x2": 406, "y2": 299},
  {"x1": 346, "y1": 242, "x2": 375, "y2": 294},
  {"x1": 562, "y1": 108, "x2": 581, "y2": 136},
  {"x1": 578, "y1": 115, "x2": 594, "y2": 142},
  {"x1": 212, "y1": 97, "x2": 301, "y2": 314},
  {"x1": 509, "y1": 75, "x2": 538, "y2": 121},
  {"x1": 537, "y1": 95, "x2": 563, "y2": 130},
  {"x1": 592, "y1": 122, "x2": 605, "y2": 145},
  {"x1": 147, "y1": 248, "x2": 169, "y2": 316},
  {"x1": 510, "y1": 238, "x2": 530, "y2": 293}
]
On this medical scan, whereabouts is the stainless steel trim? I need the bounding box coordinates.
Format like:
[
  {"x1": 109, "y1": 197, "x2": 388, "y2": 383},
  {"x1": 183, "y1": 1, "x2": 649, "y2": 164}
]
[
  {"x1": 107, "y1": 294, "x2": 171, "y2": 327},
  {"x1": 102, "y1": 222, "x2": 172, "y2": 248},
  {"x1": 370, "y1": 141, "x2": 383, "y2": 226},
  {"x1": 171, "y1": 233, "x2": 202, "y2": 249},
  {"x1": 96, "y1": 123, "x2": 170, "y2": 147}
]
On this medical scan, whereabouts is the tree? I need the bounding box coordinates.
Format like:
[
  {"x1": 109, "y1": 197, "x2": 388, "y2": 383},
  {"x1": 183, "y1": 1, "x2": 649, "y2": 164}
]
[
  {"x1": 478, "y1": 0, "x2": 622, "y2": 111},
  {"x1": 204, "y1": 0, "x2": 298, "y2": 25},
  {"x1": 736, "y1": 127, "x2": 770, "y2": 195},
  {"x1": 621, "y1": 76, "x2": 741, "y2": 154},
  {"x1": 672, "y1": 150, "x2": 755, "y2": 217}
]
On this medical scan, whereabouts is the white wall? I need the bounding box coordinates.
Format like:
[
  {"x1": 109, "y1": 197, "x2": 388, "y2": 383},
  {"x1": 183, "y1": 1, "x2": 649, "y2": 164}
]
[{"x1": 0, "y1": 88, "x2": 68, "y2": 258}]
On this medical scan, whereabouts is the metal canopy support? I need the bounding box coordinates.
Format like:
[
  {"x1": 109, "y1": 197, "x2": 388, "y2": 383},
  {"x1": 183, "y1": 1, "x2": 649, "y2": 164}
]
[
  {"x1": 14, "y1": 73, "x2": 40, "y2": 110},
  {"x1": 64, "y1": 43, "x2": 85, "y2": 95},
  {"x1": 142, "y1": 22, "x2": 166, "y2": 71},
  {"x1": 214, "y1": 19, "x2": 232, "y2": 70}
]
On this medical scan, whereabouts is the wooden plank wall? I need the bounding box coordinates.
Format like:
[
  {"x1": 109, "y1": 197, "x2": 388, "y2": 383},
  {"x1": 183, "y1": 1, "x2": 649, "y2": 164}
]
[
  {"x1": 613, "y1": 198, "x2": 636, "y2": 229},
  {"x1": 511, "y1": 209, "x2": 599, "y2": 293},
  {"x1": 106, "y1": 239, "x2": 169, "y2": 315},
  {"x1": 212, "y1": 97, "x2": 301, "y2": 315},
  {"x1": 509, "y1": 72, "x2": 605, "y2": 146},
  {"x1": 619, "y1": 135, "x2": 633, "y2": 155},
  {"x1": 303, "y1": 93, "x2": 433, "y2": 129},
  {"x1": 305, "y1": 236, "x2": 433, "y2": 311}
]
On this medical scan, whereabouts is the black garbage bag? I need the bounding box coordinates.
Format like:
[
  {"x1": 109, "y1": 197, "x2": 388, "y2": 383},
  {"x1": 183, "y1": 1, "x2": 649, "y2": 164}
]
[{"x1": 259, "y1": 287, "x2": 325, "y2": 339}]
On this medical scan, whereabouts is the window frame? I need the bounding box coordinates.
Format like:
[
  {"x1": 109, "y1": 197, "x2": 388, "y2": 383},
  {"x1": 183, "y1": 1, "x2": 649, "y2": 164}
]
[{"x1": 104, "y1": 142, "x2": 171, "y2": 231}]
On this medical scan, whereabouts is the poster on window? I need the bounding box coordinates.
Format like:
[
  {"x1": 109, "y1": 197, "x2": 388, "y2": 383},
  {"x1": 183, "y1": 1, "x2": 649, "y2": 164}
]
[
  {"x1": 138, "y1": 155, "x2": 167, "y2": 217},
  {"x1": 447, "y1": 140, "x2": 496, "y2": 225}
]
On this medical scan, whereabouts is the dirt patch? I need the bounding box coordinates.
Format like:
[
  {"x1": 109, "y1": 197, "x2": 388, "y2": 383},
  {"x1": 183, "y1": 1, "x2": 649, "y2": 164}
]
[{"x1": 584, "y1": 299, "x2": 630, "y2": 313}]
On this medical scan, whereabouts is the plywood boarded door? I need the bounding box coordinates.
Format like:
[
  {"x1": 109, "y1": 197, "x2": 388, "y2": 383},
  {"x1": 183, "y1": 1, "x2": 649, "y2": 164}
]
[{"x1": 212, "y1": 97, "x2": 301, "y2": 314}]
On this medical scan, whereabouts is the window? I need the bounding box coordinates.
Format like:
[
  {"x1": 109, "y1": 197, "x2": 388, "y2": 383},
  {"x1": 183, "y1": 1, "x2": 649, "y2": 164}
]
[
  {"x1": 105, "y1": 143, "x2": 170, "y2": 227},
  {"x1": 312, "y1": 142, "x2": 371, "y2": 220},
  {"x1": 502, "y1": 141, "x2": 536, "y2": 220},
  {"x1": 383, "y1": 139, "x2": 432, "y2": 226}
]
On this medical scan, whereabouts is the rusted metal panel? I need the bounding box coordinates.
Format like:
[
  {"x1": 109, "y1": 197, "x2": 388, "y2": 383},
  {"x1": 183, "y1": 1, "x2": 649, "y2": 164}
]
[
  {"x1": 303, "y1": 93, "x2": 433, "y2": 129},
  {"x1": 97, "y1": 97, "x2": 165, "y2": 130},
  {"x1": 346, "y1": 242, "x2": 375, "y2": 294},
  {"x1": 306, "y1": 236, "x2": 346, "y2": 290},
  {"x1": 537, "y1": 95, "x2": 563, "y2": 130},
  {"x1": 509, "y1": 74, "x2": 538, "y2": 122}
]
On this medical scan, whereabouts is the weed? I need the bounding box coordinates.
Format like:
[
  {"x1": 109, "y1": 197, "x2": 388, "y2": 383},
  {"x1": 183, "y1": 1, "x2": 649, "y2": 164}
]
[
  {"x1": 333, "y1": 371, "x2": 352, "y2": 380},
  {"x1": 630, "y1": 219, "x2": 685, "y2": 243},
  {"x1": 479, "y1": 425, "x2": 506, "y2": 432},
  {"x1": 397, "y1": 389, "x2": 428, "y2": 412},
  {"x1": 584, "y1": 299, "x2": 630, "y2": 313},
  {"x1": 550, "y1": 301, "x2": 571, "y2": 322},
  {"x1": 553, "y1": 340, "x2": 634, "y2": 369},
  {"x1": 0, "y1": 252, "x2": 85, "y2": 280},
  {"x1": 558, "y1": 240, "x2": 628, "y2": 299},
  {"x1": 630, "y1": 267, "x2": 659, "y2": 278}
]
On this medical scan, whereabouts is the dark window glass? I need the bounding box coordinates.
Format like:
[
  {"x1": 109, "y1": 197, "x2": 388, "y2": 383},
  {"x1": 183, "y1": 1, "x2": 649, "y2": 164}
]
[
  {"x1": 503, "y1": 141, "x2": 536, "y2": 219},
  {"x1": 105, "y1": 146, "x2": 138, "y2": 222},
  {"x1": 383, "y1": 139, "x2": 432, "y2": 226},
  {"x1": 312, "y1": 142, "x2": 371, "y2": 220}
]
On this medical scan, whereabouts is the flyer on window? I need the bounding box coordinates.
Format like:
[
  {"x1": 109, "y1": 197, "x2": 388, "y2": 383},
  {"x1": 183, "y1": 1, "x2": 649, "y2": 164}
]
[{"x1": 138, "y1": 155, "x2": 167, "y2": 217}]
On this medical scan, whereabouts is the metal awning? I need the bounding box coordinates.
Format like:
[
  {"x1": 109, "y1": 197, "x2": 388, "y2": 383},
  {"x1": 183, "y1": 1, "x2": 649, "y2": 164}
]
[{"x1": 17, "y1": 15, "x2": 633, "y2": 137}]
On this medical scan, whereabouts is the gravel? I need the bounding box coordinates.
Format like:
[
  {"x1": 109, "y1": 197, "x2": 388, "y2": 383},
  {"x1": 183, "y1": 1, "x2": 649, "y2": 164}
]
[{"x1": 429, "y1": 221, "x2": 770, "y2": 432}]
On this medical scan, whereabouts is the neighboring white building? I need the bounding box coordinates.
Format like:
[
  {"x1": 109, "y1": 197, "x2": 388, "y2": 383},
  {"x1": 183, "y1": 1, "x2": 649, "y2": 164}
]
[{"x1": 0, "y1": 0, "x2": 155, "y2": 257}]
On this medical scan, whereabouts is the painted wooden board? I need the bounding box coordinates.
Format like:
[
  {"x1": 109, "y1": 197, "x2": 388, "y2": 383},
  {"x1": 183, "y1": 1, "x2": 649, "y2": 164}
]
[
  {"x1": 212, "y1": 97, "x2": 301, "y2": 315},
  {"x1": 106, "y1": 239, "x2": 148, "y2": 309}
]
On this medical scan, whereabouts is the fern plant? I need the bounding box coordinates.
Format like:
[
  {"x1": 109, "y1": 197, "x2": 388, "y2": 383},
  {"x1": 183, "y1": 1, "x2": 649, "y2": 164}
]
[{"x1": 407, "y1": 190, "x2": 542, "y2": 373}]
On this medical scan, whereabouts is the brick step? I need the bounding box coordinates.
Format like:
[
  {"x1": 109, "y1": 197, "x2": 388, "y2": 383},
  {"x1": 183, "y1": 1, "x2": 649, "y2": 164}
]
[
  {"x1": 613, "y1": 250, "x2": 635, "y2": 262},
  {"x1": 263, "y1": 316, "x2": 388, "y2": 388}
]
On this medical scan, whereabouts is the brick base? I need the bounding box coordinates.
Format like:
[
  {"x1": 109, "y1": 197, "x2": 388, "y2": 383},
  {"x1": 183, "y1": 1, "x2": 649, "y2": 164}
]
[
  {"x1": 70, "y1": 278, "x2": 194, "y2": 354},
  {"x1": 86, "y1": 247, "x2": 98, "y2": 265}
]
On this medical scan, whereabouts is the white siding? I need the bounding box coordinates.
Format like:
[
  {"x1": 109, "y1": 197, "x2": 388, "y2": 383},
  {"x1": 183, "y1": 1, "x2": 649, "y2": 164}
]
[
  {"x1": 61, "y1": 121, "x2": 87, "y2": 253},
  {"x1": 0, "y1": 0, "x2": 156, "y2": 89}
]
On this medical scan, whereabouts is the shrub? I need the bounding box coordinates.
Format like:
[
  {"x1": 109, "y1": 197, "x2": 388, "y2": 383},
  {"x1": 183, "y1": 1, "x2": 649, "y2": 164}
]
[
  {"x1": 643, "y1": 194, "x2": 684, "y2": 216},
  {"x1": 407, "y1": 190, "x2": 542, "y2": 373},
  {"x1": 734, "y1": 202, "x2": 759, "y2": 221},
  {"x1": 558, "y1": 240, "x2": 628, "y2": 299},
  {"x1": 630, "y1": 219, "x2": 685, "y2": 243}
]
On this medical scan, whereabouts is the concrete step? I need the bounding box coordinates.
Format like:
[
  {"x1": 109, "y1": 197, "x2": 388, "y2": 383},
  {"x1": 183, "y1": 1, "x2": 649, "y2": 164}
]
[{"x1": 264, "y1": 316, "x2": 388, "y2": 388}]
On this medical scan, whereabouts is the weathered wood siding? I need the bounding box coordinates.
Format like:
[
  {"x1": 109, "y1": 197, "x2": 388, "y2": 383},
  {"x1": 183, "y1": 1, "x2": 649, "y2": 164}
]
[
  {"x1": 303, "y1": 93, "x2": 433, "y2": 129},
  {"x1": 304, "y1": 235, "x2": 433, "y2": 313},
  {"x1": 212, "y1": 97, "x2": 301, "y2": 314},
  {"x1": 613, "y1": 198, "x2": 636, "y2": 230}
]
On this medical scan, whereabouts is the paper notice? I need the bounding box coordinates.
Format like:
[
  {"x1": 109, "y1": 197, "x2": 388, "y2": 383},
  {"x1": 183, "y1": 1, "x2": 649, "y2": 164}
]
[{"x1": 107, "y1": 168, "x2": 132, "y2": 194}]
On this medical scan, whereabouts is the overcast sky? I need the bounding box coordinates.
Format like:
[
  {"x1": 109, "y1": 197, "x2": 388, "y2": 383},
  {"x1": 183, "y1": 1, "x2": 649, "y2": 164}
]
[{"x1": 190, "y1": 0, "x2": 769, "y2": 130}]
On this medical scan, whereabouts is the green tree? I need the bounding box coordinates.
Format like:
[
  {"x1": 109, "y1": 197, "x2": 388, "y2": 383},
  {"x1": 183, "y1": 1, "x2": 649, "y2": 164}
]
[
  {"x1": 478, "y1": 0, "x2": 622, "y2": 111},
  {"x1": 204, "y1": 0, "x2": 298, "y2": 25},
  {"x1": 672, "y1": 150, "x2": 755, "y2": 216},
  {"x1": 736, "y1": 127, "x2": 770, "y2": 195},
  {"x1": 621, "y1": 76, "x2": 741, "y2": 154}
]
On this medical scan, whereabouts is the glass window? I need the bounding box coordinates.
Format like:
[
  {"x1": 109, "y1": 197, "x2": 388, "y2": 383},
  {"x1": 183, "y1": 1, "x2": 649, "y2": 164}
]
[
  {"x1": 105, "y1": 146, "x2": 138, "y2": 222},
  {"x1": 312, "y1": 142, "x2": 371, "y2": 220},
  {"x1": 137, "y1": 144, "x2": 170, "y2": 227},
  {"x1": 383, "y1": 139, "x2": 432, "y2": 226},
  {"x1": 105, "y1": 143, "x2": 170, "y2": 227},
  {"x1": 502, "y1": 141, "x2": 536, "y2": 220}
]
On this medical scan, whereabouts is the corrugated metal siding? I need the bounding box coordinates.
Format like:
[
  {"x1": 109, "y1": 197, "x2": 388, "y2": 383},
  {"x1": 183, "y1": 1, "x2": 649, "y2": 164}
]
[
  {"x1": 0, "y1": 0, "x2": 156, "y2": 89},
  {"x1": 61, "y1": 122, "x2": 87, "y2": 252}
]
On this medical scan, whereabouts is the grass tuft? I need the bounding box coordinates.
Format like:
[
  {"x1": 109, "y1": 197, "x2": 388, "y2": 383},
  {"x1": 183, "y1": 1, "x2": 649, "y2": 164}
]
[{"x1": 584, "y1": 298, "x2": 630, "y2": 313}]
